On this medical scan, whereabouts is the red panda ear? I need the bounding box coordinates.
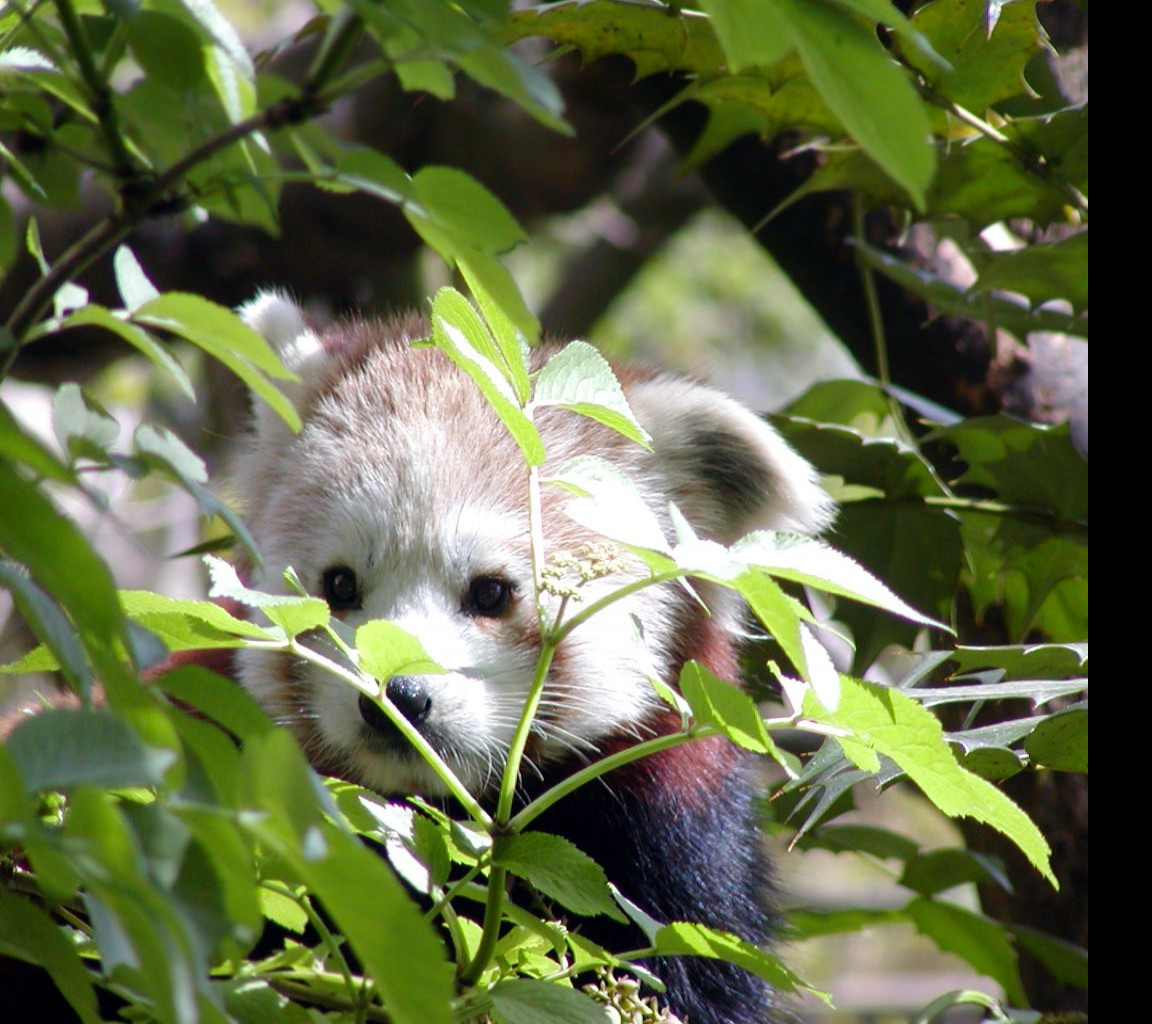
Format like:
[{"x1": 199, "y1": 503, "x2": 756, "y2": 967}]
[
  {"x1": 239, "y1": 291, "x2": 332, "y2": 423},
  {"x1": 624, "y1": 376, "x2": 835, "y2": 544}
]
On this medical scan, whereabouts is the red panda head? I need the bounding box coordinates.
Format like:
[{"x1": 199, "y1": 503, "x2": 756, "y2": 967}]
[{"x1": 233, "y1": 292, "x2": 834, "y2": 799}]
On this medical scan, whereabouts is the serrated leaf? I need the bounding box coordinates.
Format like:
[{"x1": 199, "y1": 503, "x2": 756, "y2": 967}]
[
  {"x1": 906, "y1": 897, "x2": 1025, "y2": 1005},
  {"x1": 133, "y1": 293, "x2": 300, "y2": 430},
  {"x1": 356, "y1": 620, "x2": 444, "y2": 680},
  {"x1": 431, "y1": 294, "x2": 544, "y2": 466},
  {"x1": 548, "y1": 455, "x2": 668, "y2": 552},
  {"x1": 733, "y1": 532, "x2": 943, "y2": 630},
  {"x1": 205, "y1": 556, "x2": 328, "y2": 637},
  {"x1": 679, "y1": 661, "x2": 776, "y2": 756},
  {"x1": 969, "y1": 230, "x2": 1088, "y2": 314},
  {"x1": 495, "y1": 832, "x2": 625, "y2": 921},
  {"x1": 533, "y1": 342, "x2": 651, "y2": 448},
  {"x1": 120, "y1": 590, "x2": 272, "y2": 649},
  {"x1": 904, "y1": 0, "x2": 1046, "y2": 112},
  {"x1": 656, "y1": 921, "x2": 829, "y2": 1002},
  {"x1": 490, "y1": 979, "x2": 610, "y2": 1024},
  {"x1": 1023, "y1": 707, "x2": 1087, "y2": 772},
  {"x1": 506, "y1": 3, "x2": 725, "y2": 81},
  {"x1": 805, "y1": 676, "x2": 1055, "y2": 884},
  {"x1": 5, "y1": 707, "x2": 176, "y2": 792}
]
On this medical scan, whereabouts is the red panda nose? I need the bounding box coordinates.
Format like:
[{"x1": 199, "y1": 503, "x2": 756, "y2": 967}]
[{"x1": 358, "y1": 676, "x2": 433, "y2": 737}]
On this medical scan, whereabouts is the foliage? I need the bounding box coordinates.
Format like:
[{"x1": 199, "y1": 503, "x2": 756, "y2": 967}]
[{"x1": 1, "y1": 2, "x2": 1086, "y2": 1023}]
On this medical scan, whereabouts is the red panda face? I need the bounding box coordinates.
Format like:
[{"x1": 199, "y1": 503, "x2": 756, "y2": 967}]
[{"x1": 233, "y1": 294, "x2": 834, "y2": 800}]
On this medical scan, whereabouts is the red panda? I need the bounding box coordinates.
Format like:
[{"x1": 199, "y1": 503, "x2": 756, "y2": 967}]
[{"x1": 232, "y1": 292, "x2": 835, "y2": 1024}]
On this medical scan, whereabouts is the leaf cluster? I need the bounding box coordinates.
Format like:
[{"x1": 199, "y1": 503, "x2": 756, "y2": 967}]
[{"x1": 1, "y1": 2, "x2": 1087, "y2": 1022}]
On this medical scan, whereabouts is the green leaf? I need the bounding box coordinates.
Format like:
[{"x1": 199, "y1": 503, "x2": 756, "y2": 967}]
[
  {"x1": 733, "y1": 532, "x2": 943, "y2": 630},
  {"x1": 46, "y1": 304, "x2": 196, "y2": 400},
  {"x1": 489, "y1": 979, "x2": 610, "y2": 1024},
  {"x1": 0, "y1": 398, "x2": 75, "y2": 481},
  {"x1": 157, "y1": 665, "x2": 276, "y2": 742},
  {"x1": 969, "y1": 230, "x2": 1088, "y2": 315},
  {"x1": 1023, "y1": 707, "x2": 1087, "y2": 772},
  {"x1": 906, "y1": 897, "x2": 1025, "y2": 1005},
  {"x1": 205, "y1": 556, "x2": 329, "y2": 637},
  {"x1": 0, "y1": 459, "x2": 131, "y2": 686},
  {"x1": 506, "y1": 3, "x2": 726, "y2": 81},
  {"x1": 900, "y1": 848, "x2": 1010, "y2": 897},
  {"x1": 805, "y1": 676, "x2": 1055, "y2": 884},
  {"x1": 655, "y1": 921, "x2": 829, "y2": 1002},
  {"x1": 904, "y1": 0, "x2": 1046, "y2": 112},
  {"x1": 51, "y1": 382, "x2": 118, "y2": 461},
  {"x1": 356, "y1": 619, "x2": 444, "y2": 680},
  {"x1": 0, "y1": 888, "x2": 102, "y2": 1024},
  {"x1": 1009, "y1": 924, "x2": 1088, "y2": 991},
  {"x1": 430, "y1": 289, "x2": 544, "y2": 466},
  {"x1": 243, "y1": 734, "x2": 455, "y2": 1024},
  {"x1": 0, "y1": 558, "x2": 90, "y2": 694},
  {"x1": 113, "y1": 244, "x2": 161, "y2": 311},
  {"x1": 854, "y1": 239, "x2": 1087, "y2": 338},
  {"x1": 949, "y1": 642, "x2": 1087, "y2": 679},
  {"x1": 679, "y1": 661, "x2": 779, "y2": 757},
  {"x1": 548, "y1": 455, "x2": 668, "y2": 552},
  {"x1": 120, "y1": 590, "x2": 273, "y2": 649},
  {"x1": 409, "y1": 168, "x2": 537, "y2": 345},
  {"x1": 533, "y1": 342, "x2": 651, "y2": 448},
  {"x1": 495, "y1": 832, "x2": 625, "y2": 921},
  {"x1": 133, "y1": 293, "x2": 300, "y2": 430},
  {"x1": 766, "y1": 0, "x2": 935, "y2": 209},
  {"x1": 698, "y1": 0, "x2": 793, "y2": 70},
  {"x1": 5, "y1": 707, "x2": 176, "y2": 792},
  {"x1": 797, "y1": 823, "x2": 920, "y2": 862}
]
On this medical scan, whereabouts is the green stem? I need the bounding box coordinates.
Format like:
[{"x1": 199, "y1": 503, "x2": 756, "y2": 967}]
[
  {"x1": 262, "y1": 880, "x2": 364, "y2": 1010},
  {"x1": 56, "y1": 0, "x2": 136, "y2": 179},
  {"x1": 458, "y1": 862, "x2": 508, "y2": 986},
  {"x1": 495, "y1": 643, "x2": 556, "y2": 825},
  {"x1": 510, "y1": 728, "x2": 706, "y2": 832},
  {"x1": 551, "y1": 569, "x2": 683, "y2": 646},
  {"x1": 287, "y1": 638, "x2": 492, "y2": 829},
  {"x1": 852, "y1": 197, "x2": 913, "y2": 444},
  {"x1": 941, "y1": 99, "x2": 1088, "y2": 216},
  {"x1": 304, "y1": 7, "x2": 367, "y2": 98}
]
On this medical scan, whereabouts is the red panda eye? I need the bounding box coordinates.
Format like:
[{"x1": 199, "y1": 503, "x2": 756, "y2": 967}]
[
  {"x1": 466, "y1": 576, "x2": 514, "y2": 617},
  {"x1": 322, "y1": 566, "x2": 361, "y2": 610}
]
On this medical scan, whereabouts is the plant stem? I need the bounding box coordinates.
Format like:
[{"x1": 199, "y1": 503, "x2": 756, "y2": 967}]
[
  {"x1": 458, "y1": 862, "x2": 508, "y2": 986},
  {"x1": 287, "y1": 639, "x2": 492, "y2": 829},
  {"x1": 55, "y1": 0, "x2": 136, "y2": 179},
  {"x1": 509, "y1": 728, "x2": 707, "y2": 832},
  {"x1": 852, "y1": 197, "x2": 913, "y2": 444},
  {"x1": 495, "y1": 643, "x2": 556, "y2": 825},
  {"x1": 1, "y1": 8, "x2": 373, "y2": 373}
]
